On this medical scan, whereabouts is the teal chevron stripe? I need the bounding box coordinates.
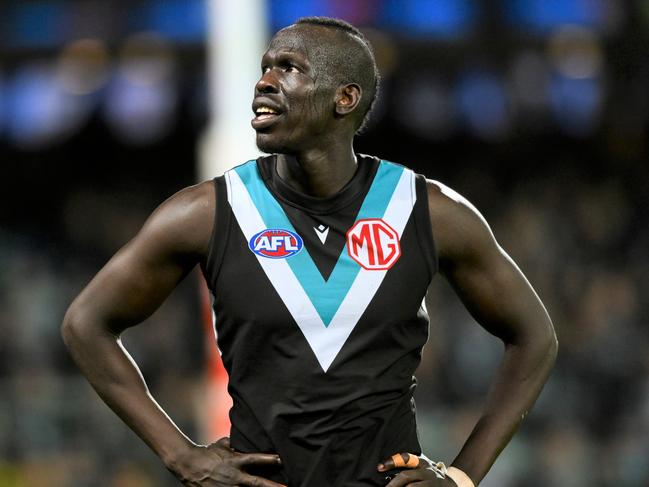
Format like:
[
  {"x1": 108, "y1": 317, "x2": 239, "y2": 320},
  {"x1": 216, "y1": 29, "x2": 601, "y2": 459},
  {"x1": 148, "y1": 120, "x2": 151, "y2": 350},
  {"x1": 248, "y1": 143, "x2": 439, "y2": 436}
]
[{"x1": 234, "y1": 159, "x2": 405, "y2": 326}]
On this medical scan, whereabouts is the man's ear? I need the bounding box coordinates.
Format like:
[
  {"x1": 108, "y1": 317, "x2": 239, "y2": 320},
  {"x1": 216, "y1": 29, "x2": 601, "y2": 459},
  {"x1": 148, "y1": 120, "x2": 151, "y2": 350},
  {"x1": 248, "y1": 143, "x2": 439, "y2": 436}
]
[{"x1": 334, "y1": 83, "x2": 362, "y2": 117}]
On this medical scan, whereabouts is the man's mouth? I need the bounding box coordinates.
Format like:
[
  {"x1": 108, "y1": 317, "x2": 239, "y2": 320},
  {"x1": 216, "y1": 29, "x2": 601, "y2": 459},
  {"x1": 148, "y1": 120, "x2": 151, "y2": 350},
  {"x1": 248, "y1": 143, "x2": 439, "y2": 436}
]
[{"x1": 251, "y1": 104, "x2": 283, "y2": 130}]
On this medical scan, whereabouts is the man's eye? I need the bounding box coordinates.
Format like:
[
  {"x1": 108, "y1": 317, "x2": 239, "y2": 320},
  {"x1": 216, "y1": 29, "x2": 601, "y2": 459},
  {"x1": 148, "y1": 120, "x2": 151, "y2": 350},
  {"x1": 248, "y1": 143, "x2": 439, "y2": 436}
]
[{"x1": 261, "y1": 65, "x2": 299, "y2": 74}]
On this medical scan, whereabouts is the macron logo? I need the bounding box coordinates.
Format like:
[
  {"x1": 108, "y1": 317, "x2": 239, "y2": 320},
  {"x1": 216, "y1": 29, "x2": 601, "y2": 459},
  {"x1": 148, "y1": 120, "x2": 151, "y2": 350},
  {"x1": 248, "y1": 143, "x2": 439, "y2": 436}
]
[{"x1": 314, "y1": 224, "x2": 329, "y2": 244}]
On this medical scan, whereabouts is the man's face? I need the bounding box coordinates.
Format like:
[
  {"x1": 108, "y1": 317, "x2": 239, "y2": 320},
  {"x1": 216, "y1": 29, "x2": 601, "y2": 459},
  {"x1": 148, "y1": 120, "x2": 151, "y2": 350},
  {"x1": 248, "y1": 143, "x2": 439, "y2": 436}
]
[{"x1": 252, "y1": 25, "x2": 338, "y2": 154}]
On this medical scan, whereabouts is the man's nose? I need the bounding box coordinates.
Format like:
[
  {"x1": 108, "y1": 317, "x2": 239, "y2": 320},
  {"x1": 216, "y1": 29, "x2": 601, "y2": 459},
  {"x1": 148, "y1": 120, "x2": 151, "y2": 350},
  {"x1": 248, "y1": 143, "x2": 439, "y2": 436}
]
[{"x1": 255, "y1": 70, "x2": 280, "y2": 94}]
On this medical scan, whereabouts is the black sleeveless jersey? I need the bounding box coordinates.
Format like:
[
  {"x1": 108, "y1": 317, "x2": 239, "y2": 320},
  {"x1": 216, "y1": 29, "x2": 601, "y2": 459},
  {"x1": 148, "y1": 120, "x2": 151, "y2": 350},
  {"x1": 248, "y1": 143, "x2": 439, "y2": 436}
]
[{"x1": 201, "y1": 154, "x2": 437, "y2": 486}]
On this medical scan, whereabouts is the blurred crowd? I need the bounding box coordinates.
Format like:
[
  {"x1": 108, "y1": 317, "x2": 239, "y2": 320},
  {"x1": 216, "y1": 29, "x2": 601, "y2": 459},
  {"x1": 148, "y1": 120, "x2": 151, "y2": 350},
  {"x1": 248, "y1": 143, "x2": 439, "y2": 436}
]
[
  {"x1": 416, "y1": 159, "x2": 649, "y2": 487},
  {"x1": 0, "y1": 222, "x2": 206, "y2": 486}
]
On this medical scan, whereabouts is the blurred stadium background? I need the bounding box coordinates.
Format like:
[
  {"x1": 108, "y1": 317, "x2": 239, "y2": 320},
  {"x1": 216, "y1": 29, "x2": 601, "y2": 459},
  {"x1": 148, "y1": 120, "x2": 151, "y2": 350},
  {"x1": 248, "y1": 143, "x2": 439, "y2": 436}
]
[{"x1": 1, "y1": 0, "x2": 648, "y2": 486}]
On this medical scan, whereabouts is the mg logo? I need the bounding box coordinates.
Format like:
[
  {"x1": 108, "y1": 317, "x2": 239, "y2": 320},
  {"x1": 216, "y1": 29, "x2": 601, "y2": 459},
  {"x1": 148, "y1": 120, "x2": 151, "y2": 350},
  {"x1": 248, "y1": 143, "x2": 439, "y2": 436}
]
[{"x1": 346, "y1": 218, "x2": 401, "y2": 270}]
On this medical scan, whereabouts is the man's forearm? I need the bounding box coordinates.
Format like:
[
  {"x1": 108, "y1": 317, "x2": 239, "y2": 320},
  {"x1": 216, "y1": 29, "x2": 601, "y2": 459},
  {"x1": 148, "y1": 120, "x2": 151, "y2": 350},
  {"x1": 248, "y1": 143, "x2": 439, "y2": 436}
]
[
  {"x1": 61, "y1": 306, "x2": 195, "y2": 468},
  {"x1": 450, "y1": 332, "x2": 557, "y2": 484}
]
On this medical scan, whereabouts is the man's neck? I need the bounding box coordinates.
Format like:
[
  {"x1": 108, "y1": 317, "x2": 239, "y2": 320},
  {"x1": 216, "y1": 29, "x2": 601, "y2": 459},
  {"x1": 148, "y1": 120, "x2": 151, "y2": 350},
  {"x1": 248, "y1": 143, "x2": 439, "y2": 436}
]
[{"x1": 276, "y1": 143, "x2": 357, "y2": 198}]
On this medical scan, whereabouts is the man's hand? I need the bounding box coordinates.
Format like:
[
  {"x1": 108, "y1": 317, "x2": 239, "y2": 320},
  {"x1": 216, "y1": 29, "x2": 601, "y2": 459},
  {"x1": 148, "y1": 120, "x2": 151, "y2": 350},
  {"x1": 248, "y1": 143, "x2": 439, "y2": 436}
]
[
  {"x1": 170, "y1": 437, "x2": 286, "y2": 487},
  {"x1": 378, "y1": 453, "x2": 457, "y2": 487}
]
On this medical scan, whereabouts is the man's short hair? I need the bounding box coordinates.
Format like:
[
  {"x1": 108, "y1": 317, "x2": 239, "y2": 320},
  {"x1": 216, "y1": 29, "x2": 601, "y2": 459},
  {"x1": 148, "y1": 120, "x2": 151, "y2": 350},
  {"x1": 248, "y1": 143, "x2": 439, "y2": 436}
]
[{"x1": 295, "y1": 16, "x2": 380, "y2": 133}]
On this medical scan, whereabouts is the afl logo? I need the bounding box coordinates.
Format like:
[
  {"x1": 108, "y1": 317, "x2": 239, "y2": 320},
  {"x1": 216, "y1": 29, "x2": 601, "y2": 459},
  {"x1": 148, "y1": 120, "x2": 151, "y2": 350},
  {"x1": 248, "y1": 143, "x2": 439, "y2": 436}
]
[
  {"x1": 249, "y1": 228, "x2": 303, "y2": 259},
  {"x1": 346, "y1": 218, "x2": 401, "y2": 270}
]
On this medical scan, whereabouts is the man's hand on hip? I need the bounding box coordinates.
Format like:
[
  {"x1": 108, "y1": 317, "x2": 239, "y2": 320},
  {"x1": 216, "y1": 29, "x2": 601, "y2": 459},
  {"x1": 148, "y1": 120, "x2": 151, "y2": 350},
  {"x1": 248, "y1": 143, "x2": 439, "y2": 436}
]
[
  {"x1": 170, "y1": 437, "x2": 285, "y2": 487},
  {"x1": 378, "y1": 452, "x2": 458, "y2": 487}
]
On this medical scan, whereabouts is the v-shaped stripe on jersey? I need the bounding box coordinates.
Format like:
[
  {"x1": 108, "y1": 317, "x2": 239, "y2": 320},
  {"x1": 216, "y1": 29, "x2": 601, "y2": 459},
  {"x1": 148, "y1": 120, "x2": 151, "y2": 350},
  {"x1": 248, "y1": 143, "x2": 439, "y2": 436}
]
[
  {"x1": 226, "y1": 159, "x2": 416, "y2": 372},
  {"x1": 234, "y1": 160, "x2": 404, "y2": 325}
]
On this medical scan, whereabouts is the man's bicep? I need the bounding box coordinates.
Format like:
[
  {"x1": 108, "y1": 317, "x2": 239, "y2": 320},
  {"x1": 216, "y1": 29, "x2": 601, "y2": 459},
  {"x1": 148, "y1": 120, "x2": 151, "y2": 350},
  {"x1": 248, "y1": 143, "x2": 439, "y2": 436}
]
[
  {"x1": 78, "y1": 237, "x2": 190, "y2": 333},
  {"x1": 445, "y1": 241, "x2": 548, "y2": 344},
  {"x1": 69, "y1": 183, "x2": 214, "y2": 334},
  {"x1": 429, "y1": 181, "x2": 551, "y2": 343}
]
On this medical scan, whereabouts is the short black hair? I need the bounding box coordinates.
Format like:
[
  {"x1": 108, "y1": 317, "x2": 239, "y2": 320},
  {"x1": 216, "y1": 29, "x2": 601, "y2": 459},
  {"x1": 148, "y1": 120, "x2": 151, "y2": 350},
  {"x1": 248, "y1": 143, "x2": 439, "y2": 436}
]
[{"x1": 295, "y1": 16, "x2": 380, "y2": 133}]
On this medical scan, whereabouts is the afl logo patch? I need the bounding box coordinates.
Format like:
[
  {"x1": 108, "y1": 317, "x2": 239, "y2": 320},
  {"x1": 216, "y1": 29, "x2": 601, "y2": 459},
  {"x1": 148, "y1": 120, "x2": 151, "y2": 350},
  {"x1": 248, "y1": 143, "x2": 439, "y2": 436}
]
[
  {"x1": 346, "y1": 218, "x2": 401, "y2": 270},
  {"x1": 249, "y1": 229, "x2": 303, "y2": 259}
]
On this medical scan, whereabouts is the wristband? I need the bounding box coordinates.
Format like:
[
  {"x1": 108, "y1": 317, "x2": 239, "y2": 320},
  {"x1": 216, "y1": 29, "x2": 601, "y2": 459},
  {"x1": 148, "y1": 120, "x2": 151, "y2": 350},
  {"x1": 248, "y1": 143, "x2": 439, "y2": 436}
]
[{"x1": 446, "y1": 466, "x2": 475, "y2": 487}]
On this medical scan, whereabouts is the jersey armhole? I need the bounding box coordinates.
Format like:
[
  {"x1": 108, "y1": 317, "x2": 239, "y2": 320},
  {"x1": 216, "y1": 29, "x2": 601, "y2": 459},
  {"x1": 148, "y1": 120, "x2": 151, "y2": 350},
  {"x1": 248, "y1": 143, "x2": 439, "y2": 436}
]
[
  {"x1": 413, "y1": 174, "x2": 438, "y2": 282},
  {"x1": 201, "y1": 176, "x2": 231, "y2": 288}
]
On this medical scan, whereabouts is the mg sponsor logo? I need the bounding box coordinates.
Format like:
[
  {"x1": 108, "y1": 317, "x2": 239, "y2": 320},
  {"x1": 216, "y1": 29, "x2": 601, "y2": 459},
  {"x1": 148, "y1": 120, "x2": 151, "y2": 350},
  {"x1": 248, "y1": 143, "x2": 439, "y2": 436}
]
[
  {"x1": 249, "y1": 228, "x2": 303, "y2": 259},
  {"x1": 346, "y1": 218, "x2": 401, "y2": 270}
]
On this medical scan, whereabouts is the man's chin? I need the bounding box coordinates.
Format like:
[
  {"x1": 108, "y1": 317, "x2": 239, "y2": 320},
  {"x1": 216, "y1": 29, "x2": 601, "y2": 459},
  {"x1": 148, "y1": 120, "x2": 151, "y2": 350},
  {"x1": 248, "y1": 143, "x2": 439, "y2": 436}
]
[{"x1": 255, "y1": 133, "x2": 287, "y2": 154}]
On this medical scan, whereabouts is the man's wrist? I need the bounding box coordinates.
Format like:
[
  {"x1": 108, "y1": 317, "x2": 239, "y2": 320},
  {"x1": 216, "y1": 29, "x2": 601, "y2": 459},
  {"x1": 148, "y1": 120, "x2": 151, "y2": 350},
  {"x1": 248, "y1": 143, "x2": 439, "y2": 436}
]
[
  {"x1": 446, "y1": 466, "x2": 475, "y2": 487},
  {"x1": 159, "y1": 438, "x2": 199, "y2": 473}
]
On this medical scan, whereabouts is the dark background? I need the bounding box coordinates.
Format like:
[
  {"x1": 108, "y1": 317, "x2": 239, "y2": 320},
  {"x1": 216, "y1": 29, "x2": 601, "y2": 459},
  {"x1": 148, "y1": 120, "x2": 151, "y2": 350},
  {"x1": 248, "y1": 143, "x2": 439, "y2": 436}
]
[{"x1": 1, "y1": 1, "x2": 647, "y2": 485}]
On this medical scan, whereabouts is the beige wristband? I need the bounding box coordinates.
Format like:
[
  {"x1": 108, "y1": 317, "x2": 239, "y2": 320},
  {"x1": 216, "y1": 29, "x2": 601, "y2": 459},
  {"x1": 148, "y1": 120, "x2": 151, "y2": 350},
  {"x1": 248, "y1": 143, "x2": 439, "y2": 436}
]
[{"x1": 446, "y1": 466, "x2": 475, "y2": 487}]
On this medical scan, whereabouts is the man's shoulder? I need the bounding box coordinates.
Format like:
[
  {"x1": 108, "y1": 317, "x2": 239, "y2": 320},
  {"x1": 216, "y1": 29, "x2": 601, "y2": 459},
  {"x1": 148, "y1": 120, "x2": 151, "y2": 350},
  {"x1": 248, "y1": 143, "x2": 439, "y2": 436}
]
[
  {"x1": 138, "y1": 180, "x2": 216, "y2": 258},
  {"x1": 424, "y1": 179, "x2": 471, "y2": 215},
  {"x1": 423, "y1": 179, "x2": 495, "y2": 262},
  {"x1": 161, "y1": 180, "x2": 216, "y2": 219}
]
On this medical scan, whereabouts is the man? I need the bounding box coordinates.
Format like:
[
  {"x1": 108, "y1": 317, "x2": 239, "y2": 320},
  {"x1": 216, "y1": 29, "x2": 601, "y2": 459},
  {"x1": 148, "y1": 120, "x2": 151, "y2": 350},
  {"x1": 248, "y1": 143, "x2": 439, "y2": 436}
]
[{"x1": 62, "y1": 17, "x2": 557, "y2": 487}]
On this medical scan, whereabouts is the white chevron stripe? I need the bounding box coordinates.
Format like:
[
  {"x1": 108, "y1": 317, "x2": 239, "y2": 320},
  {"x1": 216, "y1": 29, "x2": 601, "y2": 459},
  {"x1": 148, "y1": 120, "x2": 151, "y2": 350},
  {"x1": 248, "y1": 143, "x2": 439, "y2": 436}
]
[{"x1": 226, "y1": 166, "x2": 416, "y2": 372}]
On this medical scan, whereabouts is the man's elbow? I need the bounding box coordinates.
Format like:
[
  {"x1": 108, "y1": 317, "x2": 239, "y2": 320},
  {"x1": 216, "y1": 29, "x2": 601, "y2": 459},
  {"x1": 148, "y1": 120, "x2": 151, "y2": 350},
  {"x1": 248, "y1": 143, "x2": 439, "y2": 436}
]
[
  {"x1": 511, "y1": 317, "x2": 558, "y2": 367},
  {"x1": 536, "y1": 319, "x2": 558, "y2": 369},
  {"x1": 547, "y1": 323, "x2": 558, "y2": 363},
  {"x1": 61, "y1": 303, "x2": 84, "y2": 349},
  {"x1": 61, "y1": 302, "x2": 107, "y2": 349}
]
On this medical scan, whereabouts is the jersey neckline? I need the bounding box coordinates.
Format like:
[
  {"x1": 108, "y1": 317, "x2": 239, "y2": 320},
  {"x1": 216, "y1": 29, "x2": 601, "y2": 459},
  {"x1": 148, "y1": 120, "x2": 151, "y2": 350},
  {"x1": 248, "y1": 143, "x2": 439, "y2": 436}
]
[{"x1": 256, "y1": 154, "x2": 379, "y2": 215}]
